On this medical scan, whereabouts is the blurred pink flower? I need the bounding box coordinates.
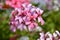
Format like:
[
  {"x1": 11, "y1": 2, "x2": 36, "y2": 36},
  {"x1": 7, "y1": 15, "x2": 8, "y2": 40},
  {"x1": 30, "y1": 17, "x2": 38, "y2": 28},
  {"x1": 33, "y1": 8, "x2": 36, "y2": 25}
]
[
  {"x1": 10, "y1": 3, "x2": 44, "y2": 32},
  {"x1": 6, "y1": 0, "x2": 30, "y2": 8}
]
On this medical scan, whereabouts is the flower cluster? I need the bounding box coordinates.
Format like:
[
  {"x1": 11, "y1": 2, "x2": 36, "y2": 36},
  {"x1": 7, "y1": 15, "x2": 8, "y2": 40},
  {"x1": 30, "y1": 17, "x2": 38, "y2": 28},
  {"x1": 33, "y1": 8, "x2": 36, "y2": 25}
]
[
  {"x1": 10, "y1": 3, "x2": 44, "y2": 32},
  {"x1": 6, "y1": 0, "x2": 30, "y2": 8},
  {"x1": 37, "y1": 31, "x2": 60, "y2": 40}
]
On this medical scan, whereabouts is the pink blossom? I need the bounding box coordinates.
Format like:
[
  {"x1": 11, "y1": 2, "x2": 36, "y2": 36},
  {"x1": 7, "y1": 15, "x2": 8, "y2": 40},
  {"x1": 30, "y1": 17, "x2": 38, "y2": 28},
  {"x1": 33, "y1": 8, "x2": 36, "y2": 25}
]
[
  {"x1": 10, "y1": 3, "x2": 44, "y2": 32},
  {"x1": 6, "y1": 0, "x2": 30, "y2": 8}
]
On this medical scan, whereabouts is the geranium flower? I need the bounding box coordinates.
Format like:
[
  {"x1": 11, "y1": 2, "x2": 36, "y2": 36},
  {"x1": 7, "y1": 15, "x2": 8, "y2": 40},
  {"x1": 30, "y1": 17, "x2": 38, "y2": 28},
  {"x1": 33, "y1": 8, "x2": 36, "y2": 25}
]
[{"x1": 9, "y1": 2, "x2": 44, "y2": 32}]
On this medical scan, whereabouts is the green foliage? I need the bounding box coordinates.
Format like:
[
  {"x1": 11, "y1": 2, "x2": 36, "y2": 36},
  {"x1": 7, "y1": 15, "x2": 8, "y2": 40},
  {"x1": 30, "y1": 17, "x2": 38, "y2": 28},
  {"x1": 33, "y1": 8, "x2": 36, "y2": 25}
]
[
  {"x1": 0, "y1": 9, "x2": 14, "y2": 40},
  {"x1": 42, "y1": 10, "x2": 60, "y2": 33}
]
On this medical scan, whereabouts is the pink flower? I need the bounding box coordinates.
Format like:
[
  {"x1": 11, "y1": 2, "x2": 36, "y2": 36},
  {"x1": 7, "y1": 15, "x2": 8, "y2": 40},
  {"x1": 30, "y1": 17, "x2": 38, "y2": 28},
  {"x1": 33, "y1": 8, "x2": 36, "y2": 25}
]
[
  {"x1": 6, "y1": 0, "x2": 30, "y2": 8},
  {"x1": 10, "y1": 3, "x2": 44, "y2": 32}
]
